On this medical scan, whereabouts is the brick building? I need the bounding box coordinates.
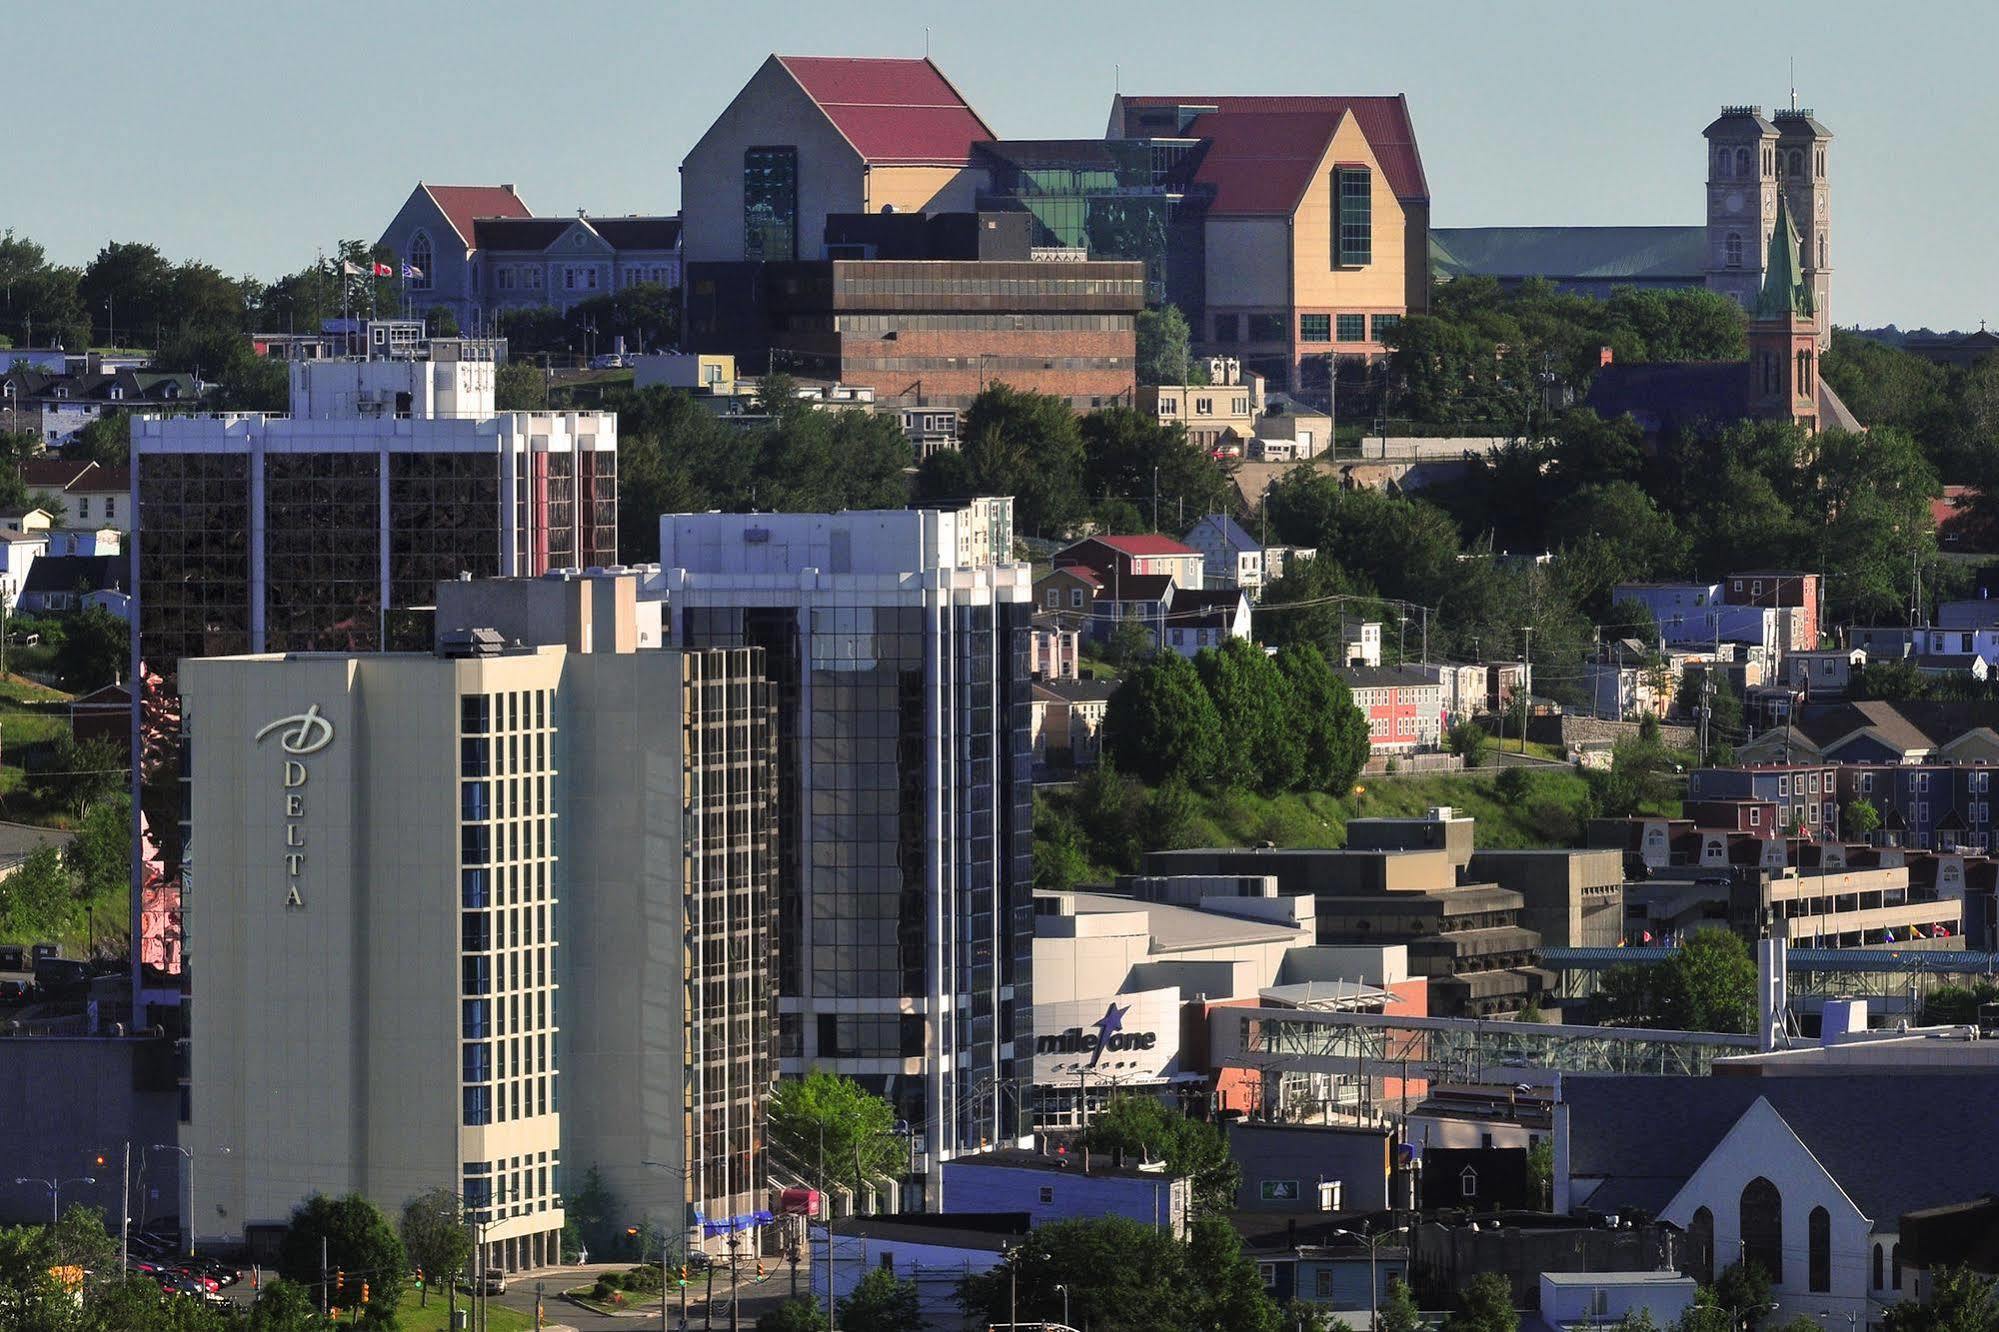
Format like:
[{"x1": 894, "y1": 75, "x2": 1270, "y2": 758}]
[{"x1": 1338, "y1": 664, "x2": 1444, "y2": 753}]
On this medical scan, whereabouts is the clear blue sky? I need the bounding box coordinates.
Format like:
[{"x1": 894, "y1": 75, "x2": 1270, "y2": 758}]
[{"x1": 19, "y1": 0, "x2": 1996, "y2": 330}]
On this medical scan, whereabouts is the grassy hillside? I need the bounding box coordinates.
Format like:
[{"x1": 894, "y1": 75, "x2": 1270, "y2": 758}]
[{"x1": 1037, "y1": 763, "x2": 1671, "y2": 887}]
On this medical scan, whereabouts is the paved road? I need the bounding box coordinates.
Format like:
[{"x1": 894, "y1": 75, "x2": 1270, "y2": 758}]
[{"x1": 488, "y1": 1262, "x2": 813, "y2": 1332}]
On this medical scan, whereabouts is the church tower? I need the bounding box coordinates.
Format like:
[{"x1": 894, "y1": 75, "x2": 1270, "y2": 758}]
[
  {"x1": 1747, "y1": 192, "x2": 1821, "y2": 430},
  {"x1": 1703, "y1": 106, "x2": 1779, "y2": 314},
  {"x1": 1773, "y1": 106, "x2": 1832, "y2": 347}
]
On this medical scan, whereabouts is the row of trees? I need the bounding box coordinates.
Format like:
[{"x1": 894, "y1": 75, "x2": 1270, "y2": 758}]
[{"x1": 1105, "y1": 640, "x2": 1371, "y2": 795}]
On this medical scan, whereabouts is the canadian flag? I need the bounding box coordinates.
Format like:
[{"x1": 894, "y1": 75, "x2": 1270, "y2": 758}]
[{"x1": 371, "y1": 261, "x2": 393, "y2": 277}]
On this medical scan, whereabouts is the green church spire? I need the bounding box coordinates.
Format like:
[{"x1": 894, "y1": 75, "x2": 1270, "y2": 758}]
[{"x1": 1756, "y1": 192, "x2": 1816, "y2": 320}]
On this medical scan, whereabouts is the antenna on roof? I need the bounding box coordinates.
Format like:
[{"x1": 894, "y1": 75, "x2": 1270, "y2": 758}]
[
  {"x1": 923, "y1": 25, "x2": 929, "y2": 58},
  {"x1": 1789, "y1": 57, "x2": 1797, "y2": 112},
  {"x1": 1115, "y1": 63, "x2": 1121, "y2": 94}
]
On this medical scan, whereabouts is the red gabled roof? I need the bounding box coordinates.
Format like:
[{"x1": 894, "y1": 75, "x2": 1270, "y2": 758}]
[
  {"x1": 423, "y1": 184, "x2": 532, "y2": 247},
  {"x1": 1073, "y1": 534, "x2": 1200, "y2": 558},
  {"x1": 18, "y1": 459, "x2": 97, "y2": 491},
  {"x1": 1118, "y1": 94, "x2": 1429, "y2": 206},
  {"x1": 776, "y1": 55, "x2": 995, "y2": 165}
]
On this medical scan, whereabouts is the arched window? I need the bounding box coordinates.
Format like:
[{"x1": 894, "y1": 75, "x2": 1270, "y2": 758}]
[
  {"x1": 1809, "y1": 1206, "x2": 1831, "y2": 1292},
  {"x1": 409, "y1": 230, "x2": 434, "y2": 291},
  {"x1": 1798, "y1": 351, "x2": 1814, "y2": 394},
  {"x1": 1736, "y1": 147, "x2": 1750, "y2": 176},
  {"x1": 1874, "y1": 1243, "x2": 1885, "y2": 1290},
  {"x1": 1689, "y1": 1207, "x2": 1716, "y2": 1285},
  {"x1": 1726, "y1": 234, "x2": 1743, "y2": 268},
  {"x1": 1818, "y1": 233, "x2": 1827, "y2": 268},
  {"x1": 1741, "y1": 1176, "x2": 1784, "y2": 1283},
  {"x1": 1892, "y1": 1243, "x2": 1903, "y2": 1291}
]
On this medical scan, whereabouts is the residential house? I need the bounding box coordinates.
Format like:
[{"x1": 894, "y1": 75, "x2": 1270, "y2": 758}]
[
  {"x1": 1537, "y1": 1273, "x2": 1696, "y2": 1332},
  {"x1": 1778, "y1": 648, "x2": 1865, "y2": 699},
  {"x1": 1835, "y1": 763, "x2": 1999, "y2": 854},
  {"x1": 1160, "y1": 587, "x2": 1252, "y2": 659},
  {"x1": 1032, "y1": 565, "x2": 1103, "y2": 634},
  {"x1": 1724, "y1": 569, "x2": 1819, "y2": 653},
  {"x1": 1614, "y1": 581, "x2": 1779, "y2": 653},
  {"x1": 1032, "y1": 678, "x2": 1117, "y2": 769},
  {"x1": 1055, "y1": 534, "x2": 1205, "y2": 590},
  {"x1": 1339, "y1": 619, "x2": 1382, "y2": 669},
  {"x1": 0, "y1": 527, "x2": 48, "y2": 607},
  {"x1": 1430, "y1": 662, "x2": 1489, "y2": 723},
  {"x1": 1686, "y1": 765, "x2": 1840, "y2": 837},
  {"x1": 1140, "y1": 359, "x2": 1264, "y2": 452},
  {"x1": 68, "y1": 683, "x2": 131, "y2": 757},
  {"x1": 17, "y1": 554, "x2": 124, "y2": 615},
  {"x1": 2, "y1": 368, "x2": 198, "y2": 447},
  {"x1": 1182, "y1": 514, "x2": 1265, "y2": 595},
  {"x1": 1101, "y1": 574, "x2": 1175, "y2": 649},
  {"x1": 1254, "y1": 405, "x2": 1333, "y2": 459},
  {"x1": 1030, "y1": 617, "x2": 1078, "y2": 680},
  {"x1": 1583, "y1": 639, "x2": 1679, "y2": 720},
  {"x1": 376, "y1": 182, "x2": 681, "y2": 329},
  {"x1": 1264, "y1": 545, "x2": 1317, "y2": 583},
  {"x1": 1338, "y1": 664, "x2": 1444, "y2": 753}
]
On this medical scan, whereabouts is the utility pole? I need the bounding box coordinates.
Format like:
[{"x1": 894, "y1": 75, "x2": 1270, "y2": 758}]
[
  {"x1": 119, "y1": 1143, "x2": 130, "y2": 1278},
  {"x1": 1520, "y1": 626, "x2": 1535, "y2": 754},
  {"x1": 320, "y1": 1235, "x2": 329, "y2": 1317}
]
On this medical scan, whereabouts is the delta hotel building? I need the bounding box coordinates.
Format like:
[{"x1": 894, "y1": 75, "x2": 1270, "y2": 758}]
[{"x1": 181, "y1": 574, "x2": 775, "y2": 1268}]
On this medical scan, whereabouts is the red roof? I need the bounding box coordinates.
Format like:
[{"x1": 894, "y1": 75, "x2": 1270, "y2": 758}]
[
  {"x1": 1074, "y1": 534, "x2": 1199, "y2": 558},
  {"x1": 776, "y1": 56, "x2": 995, "y2": 165},
  {"x1": 423, "y1": 184, "x2": 531, "y2": 246},
  {"x1": 1117, "y1": 94, "x2": 1429, "y2": 207}
]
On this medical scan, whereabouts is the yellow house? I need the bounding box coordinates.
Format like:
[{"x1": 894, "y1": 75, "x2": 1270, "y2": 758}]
[{"x1": 1110, "y1": 95, "x2": 1432, "y2": 396}]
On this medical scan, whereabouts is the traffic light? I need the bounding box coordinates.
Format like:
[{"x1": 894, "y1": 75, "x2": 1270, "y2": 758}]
[
  {"x1": 677, "y1": 1265, "x2": 689, "y2": 1287},
  {"x1": 415, "y1": 1268, "x2": 424, "y2": 1291},
  {"x1": 361, "y1": 1281, "x2": 370, "y2": 1304},
  {"x1": 94, "y1": 1155, "x2": 106, "y2": 1168},
  {"x1": 755, "y1": 1261, "x2": 767, "y2": 1283},
  {"x1": 336, "y1": 1269, "x2": 345, "y2": 1297}
]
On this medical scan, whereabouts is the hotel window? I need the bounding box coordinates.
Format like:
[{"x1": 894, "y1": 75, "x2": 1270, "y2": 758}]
[
  {"x1": 1335, "y1": 167, "x2": 1372, "y2": 266},
  {"x1": 744, "y1": 145, "x2": 799, "y2": 261},
  {"x1": 1336, "y1": 314, "x2": 1366, "y2": 343},
  {"x1": 1300, "y1": 314, "x2": 1331, "y2": 343},
  {"x1": 1371, "y1": 313, "x2": 1401, "y2": 340}
]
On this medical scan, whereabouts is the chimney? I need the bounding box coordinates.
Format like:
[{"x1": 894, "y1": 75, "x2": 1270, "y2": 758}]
[{"x1": 1599, "y1": 346, "x2": 1615, "y2": 367}]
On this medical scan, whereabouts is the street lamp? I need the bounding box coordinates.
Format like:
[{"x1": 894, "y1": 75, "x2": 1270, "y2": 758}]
[
  {"x1": 148, "y1": 1143, "x2": 228, "y2": 1256},
  {"x1": 1054, "y1": 1281, "x2": 1070, "y2": 1329},
  {"x1": 15, "y1": 1175, "x2": 96, "y2": 1224},
  {"x1": 643, "y1": 1160, "x2": 695, "y2": 1332},
  {"x1": 1331, "y1": 1222, "x2": 1410, "y2": 1331}
]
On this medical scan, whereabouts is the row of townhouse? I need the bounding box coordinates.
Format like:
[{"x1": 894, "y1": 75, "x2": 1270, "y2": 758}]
[
  {"x1": 1, "y1": 366, "x2": 200, "y2": 448},
  {"x1": 1038, "y1": 534, "x2": 1254, "y2": 660},
  {"x1": 1691, "y1": 760, "x2": 1999, "y2": 853},
  {"x1": 1612, "y1": 570, "x2": 1819, "y2": 658}
]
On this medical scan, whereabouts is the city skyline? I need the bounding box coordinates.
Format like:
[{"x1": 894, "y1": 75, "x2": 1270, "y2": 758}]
[{"x1": 16, "y1": 0, "x2": 1999, "y2": 330}]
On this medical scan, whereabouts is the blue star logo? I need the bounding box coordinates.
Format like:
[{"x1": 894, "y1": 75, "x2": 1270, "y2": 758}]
[{"x1": 1088, "y1": 1002, "x2": 1129, "y2": 1068}]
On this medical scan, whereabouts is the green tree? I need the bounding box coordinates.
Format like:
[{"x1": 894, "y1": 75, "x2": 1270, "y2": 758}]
[
  {"x1": 52, "y1": 607, "x2": 127, "y2": 694},
  {"x1": 1882, "y1": 1264, "x2": 1999, "y2": 1332},
  {"x1": 1082, "y1": 1095, "x2": 1239, "y2": 1217},
  {"x1": 1448, "y1": 718, "x2": 1491, "y2": 769},
  {"x1": 1079, "y1": 407, "x2": 1230, "y2": 530},
  {"x1": 1710, "y1": 1262, "x2": 1774, "y2": 1330},
  {"x1": 838, "y1": 1268, "x2": 922, "y2": 1332},
  {"x1": 1526, "y1": 1139, "x2": 1553, "y2": 1208},
  {"x1": 918, "y1": 384, "x2": 1086, "y2": 536},
  {"x1": 1377, "y1": 1276, "x2": 1424, "y2": 1332},
  {"x1": 1104, "y1": 652, "x2": 1223, "y2": 788},
  {"x1": 1279, "y1": 644, "x2": 1370, "y2": 793},
  {"x1": 69, "y1": 411, "x2": 131, "y2": 467},
  {"x1": 275, "y1": 1194, "x2": 407, "y2": 1329},
  {"x1": 1853, "y1": 659, "x2": 1928, "y2": 702},
  {"x1": 563, "y1": 1166, "x2": 620, "y2": 1266},
  {"x1": 1136, "y1": 304, "x2": 1198, "y2": 386},
  {"x1": 67, "y1": 795, "x2": 131, "y2": 903},
  {"x1": 957, "y1": 1215, "x2": 1275, "y2": 1332},
  {"x1": 1442, "y1": 1272, "x2": 1519, "y2": 1332},
  {"x1": 1196, "y1": 638, "x2": 1302, "y2": 793},
  {"x1": 38, "y1": 734, "x2": 126, "y2": 821},
  {"x1": 1106, "y1": 615, "x2": 1156, "y2": 667},
  {"x1": 767, "y1": 1071, "x2": 903, "y2": 1197},
  {"x1": 399, "y1": 1188, "x2": 473, "y2": 1307},
  {"x1": 0, "y1": 845, "x2": 75, "y2": 939},
  {"x1": 495, "y1": 360, "x2": 549, "y2": 411},
  {"x1": 425, "y1": 306, "x2": 461, "y2": 338},
  {"x1": 244, "y1": 1277, "x2": 333, "y2": 1331},
  {"x1": 1920, "y1": 981, "x2": 1999, "y2": 1027},
  {"x1": 1605, "y1": 596, "x2": 1661, "y2": 646},
  {"x1": 757, "y1": 1298, "x2": 830, "y2": 1332},
  {"x1": 1593, "y1": 929, "x2": 1757, "y2": 1033},
  {"x1": 563, "y1": 284, "x2": 680, "y2": 355},
  {"x1": 1032, "y1": 800, "x2": 1094, "y2": 892},
  {"x1": 1844, "y1": 797, "x2": 1883, "y2": 844}
]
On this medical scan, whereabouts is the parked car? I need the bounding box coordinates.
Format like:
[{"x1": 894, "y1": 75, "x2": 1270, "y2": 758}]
[
  {"x1": 458, "y1": 1272, "x2": 507, "y2": 1295},
  {"x1": 588, "y1": 353, "x2": 628, "y2": 370}
]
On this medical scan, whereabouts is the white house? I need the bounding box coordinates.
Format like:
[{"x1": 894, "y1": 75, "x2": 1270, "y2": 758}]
[
  {"x1": 1183, "y1": 514, "x2": 1265, "y2": 594},
  {"x1": 1161, "y1": 588, "x2": 1253, "y2": 659},
  {"x1": 0, "y1": 527, "x2": 49, "y2": 607}
]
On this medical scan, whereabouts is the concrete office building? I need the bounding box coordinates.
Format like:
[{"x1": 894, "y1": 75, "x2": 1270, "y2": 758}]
[
  {"x1": 134, "y1": 343, "x2": 618, "y2": 1017},
  {"x1": 653, "y1": 501, "x2": 1032, "y2": 1206},
  {"x1": 180, "y1": 577, "x2": 774, "y2": 1265}
]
